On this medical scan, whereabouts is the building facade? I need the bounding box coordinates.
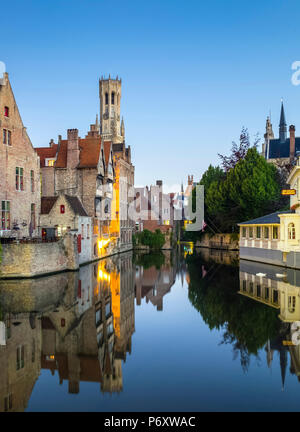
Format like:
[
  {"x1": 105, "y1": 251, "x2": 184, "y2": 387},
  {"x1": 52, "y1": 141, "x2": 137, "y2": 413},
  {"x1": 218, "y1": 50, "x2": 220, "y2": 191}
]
[
  {"x1": 239, "y1": 157, "x2": 300, "y2": 268},
  {"x1": 0, "y1": 73, "x2": 41, "y2": 239}
]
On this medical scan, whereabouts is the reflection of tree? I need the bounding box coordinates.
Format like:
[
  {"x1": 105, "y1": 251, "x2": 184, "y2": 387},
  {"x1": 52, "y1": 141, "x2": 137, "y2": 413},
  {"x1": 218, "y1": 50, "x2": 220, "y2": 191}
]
[
  {"x1": 186, "y1": 254, "x2": 281, "y2": 371},
  {"x1": 133, "y1": 252, "x2": 165, "y2": 270}
]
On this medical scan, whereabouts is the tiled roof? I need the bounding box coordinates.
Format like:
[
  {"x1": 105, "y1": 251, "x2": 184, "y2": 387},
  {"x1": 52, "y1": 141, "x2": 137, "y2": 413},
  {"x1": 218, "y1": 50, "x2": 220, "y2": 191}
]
[
  {"x1": 35, "y1": 145, "x2": 58, "y2": 167},
  {"x1": 41, "y1": 197, "x2": 58, "y2": 214},
  {"x1": 239, "y1": 210, "x2": 294, "y2": 225},
  {"x1": 79, "y1": 138, "x2": 101, "y2": 168},
  {"x1": 267, "y1": 137, "x2": 300, "y2": 159},
  {"x1": 41, "y1": 195, "x2": 88, "y2": 217},
  {"x1": 55, "y1": 140, "x2": 68, "y2": 168},
  {"x1": 103, "y1": 141, "x2": 112, "y2": 166},
  {"x1": 65, "y1": 195, "x2": 88, "y2": 217},
  {"x1": 55, "y1": 137, "x2": 102, "y2": 168}
]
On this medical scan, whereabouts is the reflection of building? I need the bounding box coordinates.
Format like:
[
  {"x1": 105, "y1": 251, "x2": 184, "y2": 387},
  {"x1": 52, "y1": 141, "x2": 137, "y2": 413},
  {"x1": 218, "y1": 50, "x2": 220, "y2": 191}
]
[
  {"x1": 239, "y1": 259, "x2": 300, "y2": 389},
  {"x1": 239, "y1": 260, "x2": 300, "y2": 322},
  {"x1": 0, "y1": 313, "x2": 41, "y2": 412},
  {"x1": 135, "y1": 251, "x2": 176, "y2": 311}
]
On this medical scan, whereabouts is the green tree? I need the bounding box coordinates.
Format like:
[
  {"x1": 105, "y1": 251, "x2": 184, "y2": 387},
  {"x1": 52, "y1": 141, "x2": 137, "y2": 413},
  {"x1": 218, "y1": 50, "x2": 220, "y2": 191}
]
[
  {"x1": 205, "y1": 147, "x2": 282, "y2": 232},
  {"x1": 134, "y1": 229, "x2": 165, "y2": 250}
]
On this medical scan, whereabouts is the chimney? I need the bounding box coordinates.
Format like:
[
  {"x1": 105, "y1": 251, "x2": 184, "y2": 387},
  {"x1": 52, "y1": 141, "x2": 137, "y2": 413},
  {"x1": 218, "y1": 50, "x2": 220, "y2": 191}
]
[
  {"x1": 67, "y1": 129, "x2": 80, "y2": 169},
  {"x1": 290, "y1": 125, "x2": 296, "y2": 159}
]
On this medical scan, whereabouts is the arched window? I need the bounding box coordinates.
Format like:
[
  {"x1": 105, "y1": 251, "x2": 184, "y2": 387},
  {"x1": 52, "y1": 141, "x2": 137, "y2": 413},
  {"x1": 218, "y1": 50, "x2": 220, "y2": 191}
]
[
  {"x1": 111, "y1": 92, "x2": 115, "y2": 105},
  {"x1": 288, "y1": 223, "x2": 296, "y2": 240},
  {"x1": 105, "y1": 92, "x2": 109, "y2": 105},
  {"x1": 288, "y1": 296, "x2": 296, "y2": 313}
]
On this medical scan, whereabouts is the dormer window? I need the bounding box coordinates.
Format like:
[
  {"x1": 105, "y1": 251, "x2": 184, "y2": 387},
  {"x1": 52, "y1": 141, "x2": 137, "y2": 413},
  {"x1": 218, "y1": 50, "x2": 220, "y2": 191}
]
[{"x1": 4, "y1": 106, "x2": 9, "y2": 117}]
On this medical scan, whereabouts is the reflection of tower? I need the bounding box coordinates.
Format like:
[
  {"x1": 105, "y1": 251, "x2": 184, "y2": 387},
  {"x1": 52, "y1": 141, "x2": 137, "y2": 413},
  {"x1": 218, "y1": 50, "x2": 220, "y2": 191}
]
[
  {"x1": 265, "y1": 340, "x2": 274, "y2": 369},
  {"x1": 99, "y1": 76, "x2": 124, "y2": 144},
  {"x1": 280, "y1": 348, "x2": 288, "y2": 391}
]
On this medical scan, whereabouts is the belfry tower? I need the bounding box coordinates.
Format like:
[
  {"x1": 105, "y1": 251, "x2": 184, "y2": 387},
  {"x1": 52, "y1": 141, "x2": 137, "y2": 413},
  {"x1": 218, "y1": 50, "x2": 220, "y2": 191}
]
[{"x1": 99, "y1": 76, "x2": 124, "y2": 144}]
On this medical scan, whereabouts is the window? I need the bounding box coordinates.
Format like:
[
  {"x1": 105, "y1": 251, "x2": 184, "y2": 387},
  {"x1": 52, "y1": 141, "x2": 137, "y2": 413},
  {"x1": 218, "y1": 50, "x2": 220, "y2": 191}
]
[
  {"x1": 95, "y1": 309, "x2": 102, "y2": 326},
  {"x1": 264, "y1": 227, "x2": 269, "y2": 239},
  {"x1": 105, "y1": 302, "x2": 111, "y2": 318},
  {"x1": 60, "y1": 205, "x2": 65, "y2": 214},
  {"x1": 242, "y1": 280, "x2": 247, "y2": 291},
  {"x1": 31, "y1": 204, "x2": 36, "y2": 230},
  {"x1": 97, "y1": 330, "x2": 103, "y2": 346},
  {"x1": 3, "y1": 129, "x2": 6, "y2": 144},
  {"x1": 1, "y1": 201, "x2": 10, "y2": 230},
  {"x1": 273, "y1": 226, "x2": 279, "y2": 240},
  {"x1": 105, "y1": 92, "x2": 109, "y2": 105},
  {"x1": 87, "y1": 224, "x2": 90, "y2": 239},
  {"x1": 273, "y1": 290, "x2": 279, "y2": 304},
  {"x1": 4, "y1": 394, "x2": 12, "y2": 412},
  {"x1": 32, "y1": 339, "x2": 35, "y2": 363},
  {"x1": 107, "y1": 322, "x2": 114, "y2": 337},
  {"x1": 30, "y1": 170, "x2": 34, "y2": 192},
  {"x1": 288, "y1": 296, "x2": 296, "y2": 313},
  {"x1": 16, "y1": 345, "x2": 25, "y2": 370},
  {"x1": 256, "y1": 284, "x2": 261, "y2": 298},
  {"x1": 111, "y1": 92, "x2": 115, "y2": 105},
  {"x1": 4, "y1": 106, "x2": 9, "y2": 117},
  {"x1": 249, "y1": 227, "x2": 253, "y2": 238},
  {"x1": 7, "y1": 130, "x2": 11, "y2": 146},
  {"x1": 256, "y1": 226, "x2": 261, "y2": 239},
  {"x1": 47, "y1": 159, "x2": 55, "y2": 167},
  {"x1": 242, "y1": 227, "x2": 246, "y2": 238},
  {"x1": 81, "y1": 224, "x2": 84, "y2": 239},
  {"x1": 16, "y1": 167, "x2": 24, "y2": 191},
  {"x1": 265, "y1": 287, "x2": 269, "y2": 300},
  {"x1": 288, "y1": 223, "x2": 296, "y2": 240},
  {"x1": 249, "y1": 282, "x2": 254, "y2": 294}
]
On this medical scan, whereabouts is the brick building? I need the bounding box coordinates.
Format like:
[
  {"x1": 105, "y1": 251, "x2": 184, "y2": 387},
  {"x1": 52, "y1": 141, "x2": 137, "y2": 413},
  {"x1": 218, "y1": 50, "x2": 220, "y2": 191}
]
[
  {"x1": 99, "y1": 77, "x2": 135, "y2": 251},
  {"x1": 36, "y1": 124, "x2": 115, "y2": 260},
  {"x1": 40, "y1": 194, "x2": 92, "y2": 265},
  {"x1": 0, "y1": 73, "x2": 41, "y2": 239},
  {"x1": 35, "y1": 76, "x2": 135, "y2": 256},
  {"x1": 135, "y1": 180, "x2": 175, "y2": 235}
]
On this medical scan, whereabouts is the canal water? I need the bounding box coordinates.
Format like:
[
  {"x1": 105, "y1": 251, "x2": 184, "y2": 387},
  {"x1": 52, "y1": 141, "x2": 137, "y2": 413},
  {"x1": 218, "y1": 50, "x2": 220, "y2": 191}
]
[{"x1": 1, "y1": 246, "x2": 300, "y2": 412}]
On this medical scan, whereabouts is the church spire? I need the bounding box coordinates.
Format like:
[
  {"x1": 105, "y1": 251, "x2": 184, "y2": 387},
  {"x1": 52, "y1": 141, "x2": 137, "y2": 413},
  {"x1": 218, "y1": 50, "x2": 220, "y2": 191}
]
[
  {"x1": 279, "y1": 100, "x2": 287, "y2": 143},
  {"x1": 121, "y1": 117, "x2": 125, "y2": 138}
]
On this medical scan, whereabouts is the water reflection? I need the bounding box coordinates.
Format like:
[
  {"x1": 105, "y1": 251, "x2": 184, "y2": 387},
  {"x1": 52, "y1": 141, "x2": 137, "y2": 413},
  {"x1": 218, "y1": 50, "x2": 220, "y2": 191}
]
[
  {"x1": 0, "y1": 251, "x2": 177, "y2": 411},
  {"x1": 3, "y1": 247, "x2": 300, "y2": 411}
]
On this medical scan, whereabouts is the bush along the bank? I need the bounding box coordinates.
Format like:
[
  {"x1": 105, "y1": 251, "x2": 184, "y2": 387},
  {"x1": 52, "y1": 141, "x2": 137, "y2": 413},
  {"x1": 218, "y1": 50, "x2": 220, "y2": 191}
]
[{"x1": 133, "y1": 229, "x2": 165, "y2": 250}]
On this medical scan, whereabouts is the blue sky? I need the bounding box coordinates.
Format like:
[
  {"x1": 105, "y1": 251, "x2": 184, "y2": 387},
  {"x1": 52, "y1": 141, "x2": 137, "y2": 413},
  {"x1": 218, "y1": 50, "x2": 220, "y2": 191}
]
[{"x1": 1, "y1": 0, "x2": 300, "y2": 187}]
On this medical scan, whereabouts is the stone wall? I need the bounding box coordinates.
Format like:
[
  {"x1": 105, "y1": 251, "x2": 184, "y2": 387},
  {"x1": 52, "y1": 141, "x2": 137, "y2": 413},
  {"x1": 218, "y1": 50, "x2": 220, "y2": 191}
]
[
  {"x1": 0, "y1": 234, "x2": 78, "y2": 278},
  {"x1": 195, "y1": 233, "x2": 239, "y2": 250}
]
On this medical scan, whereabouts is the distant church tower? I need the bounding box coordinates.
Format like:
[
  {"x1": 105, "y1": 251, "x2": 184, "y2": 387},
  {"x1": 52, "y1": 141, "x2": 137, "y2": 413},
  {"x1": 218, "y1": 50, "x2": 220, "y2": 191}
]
[
  {"x1": 99, "y1": 76, "x2": 124, "y2": 144},
  {"x1": 262, "y1": 116, "x2": 274, "y2": 158}
]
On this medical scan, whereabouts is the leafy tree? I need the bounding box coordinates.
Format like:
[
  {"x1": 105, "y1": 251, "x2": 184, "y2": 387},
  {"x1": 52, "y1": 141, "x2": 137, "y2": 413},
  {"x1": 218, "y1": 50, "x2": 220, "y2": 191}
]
[
  {"x1": 218, "y1": 127, "x2": 260, "y2": 172},
  {"x1": 205, "y1": 147, "x2": 282, "y2": 232},
  {"x1": 134, "y1": 229, "x2": 165, "y2": 250}
]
